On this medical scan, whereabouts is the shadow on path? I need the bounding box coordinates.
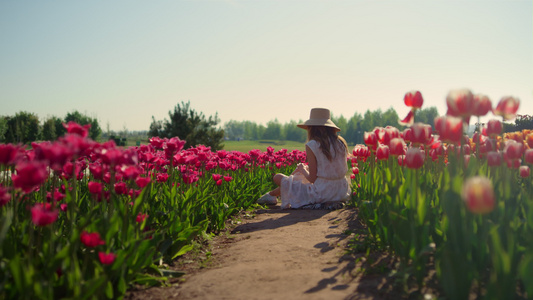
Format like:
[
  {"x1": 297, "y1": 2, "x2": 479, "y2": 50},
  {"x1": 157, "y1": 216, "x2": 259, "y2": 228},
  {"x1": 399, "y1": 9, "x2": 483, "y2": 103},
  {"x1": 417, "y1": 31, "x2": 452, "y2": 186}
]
[{"x1": 231, "y1": 206, "x2": 333, "y2": 233}]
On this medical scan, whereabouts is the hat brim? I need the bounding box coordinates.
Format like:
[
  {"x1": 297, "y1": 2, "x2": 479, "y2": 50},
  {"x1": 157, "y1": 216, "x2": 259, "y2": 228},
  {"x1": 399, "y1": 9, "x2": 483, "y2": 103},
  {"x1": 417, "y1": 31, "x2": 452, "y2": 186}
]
[{"x1": 297, "y1": 119, "x2": 341, "y2": 132}]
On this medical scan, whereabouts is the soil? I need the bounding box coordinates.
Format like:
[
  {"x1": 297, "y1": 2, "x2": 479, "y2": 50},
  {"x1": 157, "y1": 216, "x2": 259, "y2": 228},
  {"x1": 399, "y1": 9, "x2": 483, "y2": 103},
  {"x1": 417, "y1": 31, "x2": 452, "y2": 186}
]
[{"x1": 125, "y1": 205, "x2": 410, "y2": 300}]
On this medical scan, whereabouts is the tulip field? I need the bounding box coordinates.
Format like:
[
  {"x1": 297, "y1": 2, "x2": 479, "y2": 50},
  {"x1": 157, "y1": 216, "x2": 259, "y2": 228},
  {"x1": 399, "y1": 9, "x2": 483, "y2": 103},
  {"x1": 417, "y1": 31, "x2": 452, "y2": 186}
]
[
  {"x1": 350, "y1": 90, "x2": 532, "y2": 299},
  {"x1": 0, "y1": 123, "x2": 306, "y2": 299},
  {"x1": 1, "y1": 89, "x2": 532, "y2": 299}
]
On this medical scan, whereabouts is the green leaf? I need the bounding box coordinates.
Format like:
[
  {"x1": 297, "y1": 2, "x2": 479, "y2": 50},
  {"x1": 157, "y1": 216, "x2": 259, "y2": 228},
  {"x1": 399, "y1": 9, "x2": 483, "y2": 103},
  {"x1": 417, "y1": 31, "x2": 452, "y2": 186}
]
[{"x1": 105, "y1": 280, "x2": 114, "y2": 299}]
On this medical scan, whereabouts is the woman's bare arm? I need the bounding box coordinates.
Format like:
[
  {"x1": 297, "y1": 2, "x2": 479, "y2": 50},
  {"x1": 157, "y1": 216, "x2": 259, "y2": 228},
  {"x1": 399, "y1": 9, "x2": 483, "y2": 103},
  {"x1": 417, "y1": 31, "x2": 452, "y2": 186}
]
[{"x1": 304, "y1": 144, "x2": 318, "y2": 183}]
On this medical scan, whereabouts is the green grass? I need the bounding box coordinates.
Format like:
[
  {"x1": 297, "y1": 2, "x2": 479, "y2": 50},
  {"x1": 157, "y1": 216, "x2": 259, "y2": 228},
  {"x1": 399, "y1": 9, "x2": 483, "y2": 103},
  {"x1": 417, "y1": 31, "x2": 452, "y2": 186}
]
[
  {"x1": 223, "y1": 140, "x2": 306, "y2": 152},
  {"x1": 115, "y1": 138, "x2": 306, "y2": 153}
]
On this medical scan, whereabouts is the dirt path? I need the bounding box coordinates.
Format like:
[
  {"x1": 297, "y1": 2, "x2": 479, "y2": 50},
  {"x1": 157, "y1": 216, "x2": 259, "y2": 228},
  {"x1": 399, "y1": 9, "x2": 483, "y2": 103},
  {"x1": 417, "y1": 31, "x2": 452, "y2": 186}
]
[{"x1": 127, "y1": 206, "x2": 386, "y2": 300}]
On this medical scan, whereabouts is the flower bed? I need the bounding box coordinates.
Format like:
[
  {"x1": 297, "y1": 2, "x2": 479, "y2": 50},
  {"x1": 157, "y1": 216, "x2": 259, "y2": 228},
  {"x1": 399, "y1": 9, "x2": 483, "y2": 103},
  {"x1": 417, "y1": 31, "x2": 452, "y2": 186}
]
[
  {"x1": 0, "y1": 124, "x2": 305, "y2": 299},
  {"x1": 350, "y1": 90, "x2": 532, "y2": 299}
]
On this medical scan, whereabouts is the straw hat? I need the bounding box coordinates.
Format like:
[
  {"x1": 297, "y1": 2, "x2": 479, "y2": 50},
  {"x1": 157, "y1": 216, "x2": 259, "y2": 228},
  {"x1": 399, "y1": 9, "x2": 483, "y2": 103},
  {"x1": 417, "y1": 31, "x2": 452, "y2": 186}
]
[{"x1": 297, "y1": 108, "x2": 340, "y2": 132}]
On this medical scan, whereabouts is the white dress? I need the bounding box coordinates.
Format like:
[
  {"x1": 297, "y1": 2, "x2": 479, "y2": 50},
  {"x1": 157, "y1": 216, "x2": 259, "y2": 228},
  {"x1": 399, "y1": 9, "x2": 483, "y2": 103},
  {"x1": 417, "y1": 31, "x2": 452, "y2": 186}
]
[{"x1": 280, "y1": 139, "x2": 351, "y2": 209}]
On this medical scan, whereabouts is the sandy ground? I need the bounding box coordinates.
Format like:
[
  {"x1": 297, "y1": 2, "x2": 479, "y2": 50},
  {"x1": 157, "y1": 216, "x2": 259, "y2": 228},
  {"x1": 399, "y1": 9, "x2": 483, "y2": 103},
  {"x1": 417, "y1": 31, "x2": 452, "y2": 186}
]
[{"x1": 126, "y1": 206, "x2": 395, "y2": 300}]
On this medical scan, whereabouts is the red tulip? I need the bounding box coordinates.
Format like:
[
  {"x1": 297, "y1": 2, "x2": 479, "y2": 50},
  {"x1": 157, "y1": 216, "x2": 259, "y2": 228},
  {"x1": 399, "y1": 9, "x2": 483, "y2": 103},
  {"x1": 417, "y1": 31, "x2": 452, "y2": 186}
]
[
  {"x1": 98, "y1": 252, "x2": 117, "y2": 265},
  {"x1": 405, "y1": 147, "x2": 425, "y2": 169},
  {"x1": 446, "y1": 89, "x2": 474, "y2": 123},
  {"x1": 461, "y1": 176, "x2": 495, "y2": 214},
  {"x1": 376, "y1": 145, "x2": 390, "y2": 160},
  {"x1": 80, "y1": 231, "x2": 106, "y2": 247},
  {"x1": 352, "y1": 167, "x2": 359, "y2": 175},
  {"x1": 434, "y1": 116, "x2": 463, "y2": 144},
  {"x1": 31, "y1": 203, "x2": 59, "y2": 226},
  {"x1": 379, "y1": 126, "x2": 400, "y2": 146},
  {"x1": 136, "y1": 213, "x2": 148, "y2": 223},
  {"x1": 0, "y1": 143, "x2": 21, "y2": 166},
  {"x1": 364, "y1": 132, "x2": 378, "y2": 149},
  {"x1": 504, "y1": 140, "x2": 524, "y2": 160},
  {"x1": 397, "y1": 155, "x2": 406, "y2": 166},
  {"x1": 88, "y1": 181, "x2": 103, "y2": 194},
  {"x1": 404, "y1": 90, "x2": 424, "y2": 109},
  {"x1": 63, "y1": 121, "x2": 91, "y2": 138},
  {"x1": 506, "y1": 158, "x2": 521, "y2": 169},
  {"x1": 487, "y1": 151, "x2": 502, "y2": 167},
  {"x1": 484, "y1": 119, "x2": 502, "y2": 138},
  {"x1": 472, "y1": 94, "x2": 492, "y2": 117},
  {"x1": 520, "y1": 166, "x2": 530, "y2": 178},
  {"x1": 353, "y1": 145, "x2": 370, "y2": 162},
  {"x1": 156, "y1": 173, "x2": 169, "y2": 183},
  {"x1": 33, "y1": 141, "x2": 73, "y2": 172},
  {"x1": 493, "y1": 96, "x2": 520, "y2": 120},
  {"x1": 135, "y1": 176, "x2": 151, "y2": 188},
  {"x1": 525, "y1": 149, "x2": 533, "y2": 165},
  {"x1": 223, "y1": 175, "x2": 233, "y2": 182},
  {"x1": 389, "y1": 138, "x2": 406, "y2": 156},
  {"x1": 399, "y1": 110, "x2": 415, "y2": 126},
  {"x1": 410, "y1": 123, "x2": 432, "y2": 146},
  {"x1": 12, "y1": 162, "x2": 48, "y2": 193},
  {"x1": 114, "y1": 182, "x2": 128, "y2": 195}
]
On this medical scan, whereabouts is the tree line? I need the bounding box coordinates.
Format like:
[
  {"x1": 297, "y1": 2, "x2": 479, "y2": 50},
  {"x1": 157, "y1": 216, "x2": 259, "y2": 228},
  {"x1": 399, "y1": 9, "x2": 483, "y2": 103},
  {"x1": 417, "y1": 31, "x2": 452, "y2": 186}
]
[
  {"x1": 224, "y1": 106, "x2": 441, "y2": 145},
  {"x1": 0, "y1": 111, "x2": 101, "y2": 144},
  {"x1": 2, "y1": 103, "x2": 442, "y2": 150}
]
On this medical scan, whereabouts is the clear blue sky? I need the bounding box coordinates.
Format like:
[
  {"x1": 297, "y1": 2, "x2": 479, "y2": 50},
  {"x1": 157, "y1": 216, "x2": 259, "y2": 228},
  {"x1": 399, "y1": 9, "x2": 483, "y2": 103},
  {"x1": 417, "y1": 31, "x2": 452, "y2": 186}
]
[{"x1": 1, "y1": 0, "x2": 531, "y2": 131}]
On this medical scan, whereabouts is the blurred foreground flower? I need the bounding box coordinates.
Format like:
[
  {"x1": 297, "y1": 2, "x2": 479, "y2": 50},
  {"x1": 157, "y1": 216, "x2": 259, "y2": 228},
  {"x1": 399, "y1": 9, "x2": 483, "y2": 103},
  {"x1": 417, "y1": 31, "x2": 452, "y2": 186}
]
[
  {"x1": 520, "y1": 166, "x2": 530, "y2": 178},
  {"x1": 461, "y1": 176, "x2": 495, "y2": 214},
  {"x1": 80, "y1": 231, "x2": 106, "y2": 248},
  {"x1": 405, "y1": 147, "x2": 425, "y2": 169},
  {"x1": 98, "y1": 252, "x2": 117, "y2": 265},
  {"x1": 31, "y1": 203, "x2": 59, "y2": 226},
  {"x1": 493, "y1": 96, "x2": 520, "y2": 120}
]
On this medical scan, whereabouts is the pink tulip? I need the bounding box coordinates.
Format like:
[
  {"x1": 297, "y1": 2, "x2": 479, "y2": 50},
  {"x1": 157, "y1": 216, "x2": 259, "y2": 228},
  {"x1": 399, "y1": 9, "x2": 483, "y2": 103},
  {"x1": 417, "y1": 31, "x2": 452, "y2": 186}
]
[{"x1": 461, "y1": 176, "x2": 495, "y2": 214}]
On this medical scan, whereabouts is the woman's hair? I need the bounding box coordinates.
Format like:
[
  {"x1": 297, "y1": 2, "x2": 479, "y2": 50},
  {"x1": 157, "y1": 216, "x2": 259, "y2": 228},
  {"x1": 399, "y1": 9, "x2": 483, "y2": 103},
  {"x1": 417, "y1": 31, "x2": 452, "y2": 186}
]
[{"x1": 307, "y1": 126, "x2": 348, "y2": 161}]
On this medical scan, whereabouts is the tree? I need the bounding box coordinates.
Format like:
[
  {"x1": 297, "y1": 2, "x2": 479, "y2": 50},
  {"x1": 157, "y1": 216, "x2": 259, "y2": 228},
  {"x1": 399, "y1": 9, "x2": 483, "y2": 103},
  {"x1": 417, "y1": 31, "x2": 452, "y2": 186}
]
[
  {"x1": 0, "y1": 117, "x2": 7, "y2": 143},
  {"x1": 224, "y1": 120, "x2": 245, "y2": 140},
  {"x1": 41, "y1": 117, "x2": 58, "y2": 141},
  {"x1": 148, "y1": 116, "x2": 163, "y2": 138},
  {"x1": 415, "y1": 106, "x2": 440, "y2": 130},
  {"x1": 149, "y1": 101, "x2": 225, "y2": 150},
  {"x1": 65, "y1": 111, "x2": 101, "y2": 140},
  {"x1": 4, "y1": 111, "x2": 41, "y2": 144},
  {"x1": 283, "y1": 120, "x2": 306, "y2": 142},
  {"x1": 262, "y1": 119, "x2": 282, "y2": 140}
]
